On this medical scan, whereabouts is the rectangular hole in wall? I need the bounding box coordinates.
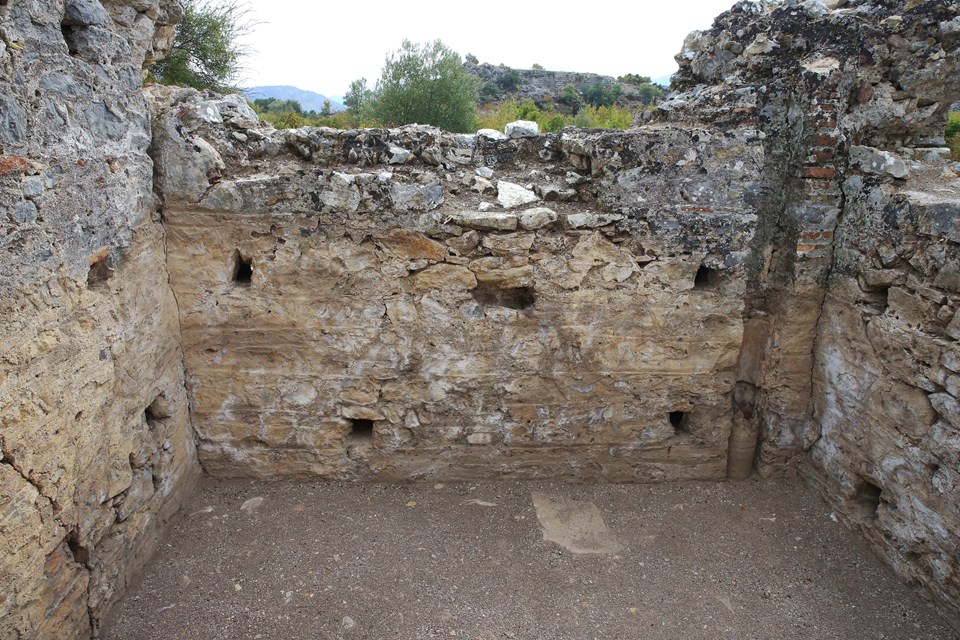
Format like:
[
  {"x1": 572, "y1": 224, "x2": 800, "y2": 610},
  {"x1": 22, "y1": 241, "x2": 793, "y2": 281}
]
[
  {"x1": 471, "y1": 284, "x2": 535, "y2": 310},
  {"x1": 854, "y1": 477, "x2": 882, "y2": 520},
  {"x1": 348, "y1": 418, "x2": 374, "y2": 440},
  {"x1": 669, "y1": 411, "x2": 690, "y2": 434},
  {"x1": 694, "y1": 264, "x2": 719, "y2": 289},
  {"x1": 232, "y1": 251, "x2": 253, "y2": 285}
]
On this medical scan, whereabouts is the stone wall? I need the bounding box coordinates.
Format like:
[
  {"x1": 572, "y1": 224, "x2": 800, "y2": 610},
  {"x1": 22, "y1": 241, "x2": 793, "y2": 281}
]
[
  {"x1": 149, "y1": 85, "x2": 763, "y2": 481},
  {"x1": 2, "y1": 0, "x2": 960, "y2": 636},
  {"x1": 0, "y1": 0, "x2": 199, "y2": 637},
  {"x1": 659, "y1": 0, "x2": 960, "y2": 625}
]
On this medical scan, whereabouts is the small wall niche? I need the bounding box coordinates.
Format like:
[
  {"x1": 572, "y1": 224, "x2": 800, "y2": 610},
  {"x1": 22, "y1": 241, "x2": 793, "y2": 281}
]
[
  {"x1": 669, "y1": 411, "x2": 690, "y2": 434},
  {"x1": 472, "y1": 284, "x2": 536, "y2": 310},
  {"x1": 232, "y1": 251, "x2": 253, "y2": 285},
  {"x1": 87, "y1": 256, "x2": 113, "y2": 289},
  {"x1": 693, "y1": 264, "x2": 719, "y2": 289},
  {"x1": 144, "y1": 394, "x2": 171, "y2": 428},
  {"x1": 347, "y1": 418, "x2": 374, "y2": 440},
  {"x1": 853, "y1": 477, "x2": 883, "y2": 520}
]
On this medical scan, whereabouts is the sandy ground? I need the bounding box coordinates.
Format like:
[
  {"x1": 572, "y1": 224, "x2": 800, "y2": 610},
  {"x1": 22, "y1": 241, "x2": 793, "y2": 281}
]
[{"x1": 105, "y1": 478, "x2": 959, "y2": 640}]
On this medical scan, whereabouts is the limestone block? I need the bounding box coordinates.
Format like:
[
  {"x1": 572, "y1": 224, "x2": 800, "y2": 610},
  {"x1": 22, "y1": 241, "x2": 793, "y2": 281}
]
[
  {"x1": 481, "y1": 233, "x2": 535, "y2": 256},
  {"x1": 413, "y1": 264, "x2": 478, "y2": 290},
  {"x1": 850, "y1": 146, "x2": 909, "y2": 179},
  {"x1": 518, "y1": 207, "x2": 558, "y2": 230},
  {"x1": 378, "y1": 229, "x2": 448, "y2": 262},
  {"x1": 496, "y1": 181, "x2": 539, "y2": 209},
  {"x1": 505, "y1": 120, "x2": 539, "y2": 139},
  {"x1": 566, "y1": 212, "x2": 625, "y2": 229},
  {"x1": 449, "y1": 210, "x2": 518, "y2": 231},
  {"x1": 320, "y1": 172, "x2": 361, "y2": 213}
]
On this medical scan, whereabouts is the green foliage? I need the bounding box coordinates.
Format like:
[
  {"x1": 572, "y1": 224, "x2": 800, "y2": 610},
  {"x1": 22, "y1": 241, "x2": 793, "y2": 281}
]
[
  {"x1": 497, "y1": 69, "x2": 522, "y2": 92},
  {"x1": 271, "y1": 111, "x2": 307, "y2": 129},
  {"x1": 572, "y1": 108, "x2": 592, "y2": 128},
  {"x1": 343, "y1": 78, "x2": 372, "y2": 125},
  {"x1": 618, "y1": 73, "x2": 652, "y2": 85},
  {"x1": 320, "y1": 100, "x2": 332, "y2": 117},
  {"x1": 576, "y1": 105, "x2": 633, "y2": 129},
  {"x1": 532, "y1": 63, "x2": 544, "y2": 70},
  {"x1": 477, "y1": 99, "x2": 632, "y2": 133},
  {"x1": 151, "y1": 0, "x2": 252, "y2": 92},
  {"x1": 636, "y1": 82, "x2": 665, "y2": 106},
  {"x1": 516, "y1": 100, "x2": 541, "y2": 121},
  {"x1": 367, "y1": 40, "x2": 479, "y2": 133},
  {"x1": 947, "y1": 111, "x2": 960, "y2": 139},
  {"x1": 948, "y1": 112, "x2": 960, "y2": 159},
  {"x1": 543, "y1": 114, "x2": 567, "y2": 133},
  {"x1": 465, "y1": 53, "x2": 479, "y2": 65},
  {"x1": 581, "y1": 81, "x2": 622, "y2": 108},
  {"x1": 558, "y1": 84, "x2": 581, "y2": 109},
  {"x1": 253, "y1": 98, "x2": 303, "y2": 114},
  {"x1": 479, "y1": 82, "x2": 500, "y2": 102}
]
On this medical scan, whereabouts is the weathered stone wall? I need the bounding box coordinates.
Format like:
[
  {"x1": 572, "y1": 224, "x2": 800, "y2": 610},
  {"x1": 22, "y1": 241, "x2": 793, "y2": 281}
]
[
  {"x1": 659, "y1": 0, "x2": 960, "y2": 625},
  {"x1": 150, "y1": 85, "x2": 763, "y2": 481},
  {"x1": 3, "y1": 0, "x2": 960, "y2": 636},
  {"x1": 0, "y1": 0, "x2": 199, "y2": 637}
]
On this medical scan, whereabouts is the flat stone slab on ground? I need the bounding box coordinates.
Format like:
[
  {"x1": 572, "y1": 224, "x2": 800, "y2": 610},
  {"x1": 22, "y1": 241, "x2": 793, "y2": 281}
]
[{"x1": 531, "y1": 492, "x2": 624, "y2": 555}]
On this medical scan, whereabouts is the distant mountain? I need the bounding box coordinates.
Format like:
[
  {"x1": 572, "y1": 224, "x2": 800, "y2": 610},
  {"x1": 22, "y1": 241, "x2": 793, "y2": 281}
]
[
  {"x1": 244, "y1": 85, "x2": 345, "y2": 113},
  {"x1": 653, "y1": 74, "x2": 673, "y2": 88}
]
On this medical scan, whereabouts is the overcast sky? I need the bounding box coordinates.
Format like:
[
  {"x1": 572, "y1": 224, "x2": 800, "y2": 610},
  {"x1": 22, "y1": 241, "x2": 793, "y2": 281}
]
[{"x1": 237, "y1": 0, "x2": 737, "y2": 98}]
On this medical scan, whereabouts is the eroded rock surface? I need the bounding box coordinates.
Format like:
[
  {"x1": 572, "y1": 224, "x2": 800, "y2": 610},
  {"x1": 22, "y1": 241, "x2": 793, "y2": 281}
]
[
  {"x1": 0, "y1": 1, "x2": 198, "y2": 637},
  {"x1": 149, "y1": 85, "x2": 762, "y2": 482}
]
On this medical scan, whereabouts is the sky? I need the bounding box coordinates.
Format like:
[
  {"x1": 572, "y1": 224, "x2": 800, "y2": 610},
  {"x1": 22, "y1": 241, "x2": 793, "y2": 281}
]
[{"x1": 237, "y1": 0, "x2": 738, "y2": 98}]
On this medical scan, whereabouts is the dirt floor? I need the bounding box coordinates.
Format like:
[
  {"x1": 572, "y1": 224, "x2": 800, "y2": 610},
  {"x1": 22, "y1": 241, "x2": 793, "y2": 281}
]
[{"x1": 106, "y1": 478, "x2": 959, "y2": 640}]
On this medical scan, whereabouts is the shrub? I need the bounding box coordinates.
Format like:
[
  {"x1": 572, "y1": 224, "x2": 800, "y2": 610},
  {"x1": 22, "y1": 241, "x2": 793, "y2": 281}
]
[
  {"x1": 497, "y1": 69, "x2": 522, "y2": 92},
  {"x1": 558, "y1": 84, "x2": 581, "y2": 109},
  {"x1": 582, "y1": 81, "x2": 622, "y2": 108},
  {"x1": 479, "y1": 82, "x2": 500, "y2": 101},
  {"x1": 947, "y1": 111, "x2": 960, "y2": 139},
  {"x1": 543, "y1": 114, "x2": 567, "y2": 133},
  {"x1": 948, "y1": 112, "x2": 960, "y2": 160}
]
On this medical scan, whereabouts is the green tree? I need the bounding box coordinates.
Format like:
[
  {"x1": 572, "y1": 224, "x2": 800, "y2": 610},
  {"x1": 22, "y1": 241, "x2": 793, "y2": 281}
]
[
  {"x1": 582, "y1": 80, "x2": 622, "y2": 108},
  {"x1": 321, "y1": 100, "x2": 332, "y2": 117},
  {"x1": 636, "y1": 82, "x2": 665, "y2": 106},
  {"x1": 344, "y1": 78, "x2": 371, "y2": 125},
  {"x1": 558, "y1": 84, "x2": 581, "y2": 109},
  {"x1": 368, "y1": 40, "x2": 478, "y2": 133},
  {"x1": 497, "y1": 68, "x2": 521, "y2": 92},
  {"x1": 152, "y1": 0, "x2": 253, "y2": 92}
]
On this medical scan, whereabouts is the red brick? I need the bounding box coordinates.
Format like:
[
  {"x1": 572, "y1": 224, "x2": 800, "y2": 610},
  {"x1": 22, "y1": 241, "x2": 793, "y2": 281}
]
[
  {"x1": 0, "y1": 155, "x2": 29, "y2": 176},
  {"x1": 801, "y1": 166, "x2": 837, "y2": 179}
]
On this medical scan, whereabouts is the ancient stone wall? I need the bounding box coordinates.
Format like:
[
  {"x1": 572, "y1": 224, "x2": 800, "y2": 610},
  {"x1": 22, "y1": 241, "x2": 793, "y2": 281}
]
[
  {"x1": 659, "y1": 0, "x2": 960, "y2": 624},
  {"x1": 0, "y1": 1, "x2": 199, "y2": 637},
  {"x1": 149, "y1": 85, "x2": 763, "y2": 481},
  {"x1": 3, "y1": 0, "x2": 960, "y2": 637}
]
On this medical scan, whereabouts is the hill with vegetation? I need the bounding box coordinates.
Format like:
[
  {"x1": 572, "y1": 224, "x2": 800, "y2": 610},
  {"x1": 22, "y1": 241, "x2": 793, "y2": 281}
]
[{"x1": 244, "y1": 85, "x2": 345, "y2": 113}]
